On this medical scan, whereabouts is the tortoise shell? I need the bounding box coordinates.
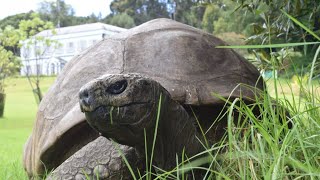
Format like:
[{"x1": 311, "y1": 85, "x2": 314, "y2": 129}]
[{"x1": 23, "y1": 18, "x2": 263, "y2": 176}]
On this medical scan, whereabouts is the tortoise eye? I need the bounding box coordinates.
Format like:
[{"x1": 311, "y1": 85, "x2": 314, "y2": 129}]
[{"x1": 106, "y1": 80, "x2": 128, "y2": 94}]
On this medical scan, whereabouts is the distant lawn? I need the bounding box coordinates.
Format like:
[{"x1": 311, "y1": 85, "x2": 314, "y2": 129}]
[{"x1": 0, "y1": 77, "x2": 56, "y2": 179}]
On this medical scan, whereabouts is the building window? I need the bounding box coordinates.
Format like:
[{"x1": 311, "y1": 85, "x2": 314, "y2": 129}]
[
  {"x1": 67, "y1": 42, "x2": 75, "y2": 53},
  {"x1": 26, "y1": 65, "x2": 31, "y2": 75},
  {"x1": 22, "y1": 46, "x2": 32, "y2": 59},
  {"x1": 79, "y1": 40, "x2": 87, "y2": 51},
  {"x1": 44, "y1": 45, "x2": 54, "y2": 56},
  {"x1": 34, "y1": 45, "x2": 42, "y2": 57},
  {"x1": 56, "y1": 43, "x2": 64, "y2": 54},
  {"x1": 51, "y1": 63, "x2": 56, "y2": 75},
  {"x1": 36, "y1": 64, "x2": 41, "y2": 75},
  {"x1": 90, "y1": 39, "x2": 98, "y2": 47},
  {"x1": 60, "y1": 62, "x2": 66, "y2": 71}
]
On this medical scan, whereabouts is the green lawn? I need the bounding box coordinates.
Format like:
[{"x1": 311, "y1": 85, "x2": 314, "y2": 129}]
[{"x1": 0, "y1": 77, "x2": 56, "y2": 179}]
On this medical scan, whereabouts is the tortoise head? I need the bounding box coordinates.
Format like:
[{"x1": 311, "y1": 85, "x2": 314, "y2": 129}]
[{"x1": 79, "y1": 73, "x2": 167, "y2": 146}]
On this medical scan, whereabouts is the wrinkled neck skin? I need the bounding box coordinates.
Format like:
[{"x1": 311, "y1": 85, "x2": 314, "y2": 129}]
[{"x1": 138, "y1": 95, "x2": 204, "y2": 171}]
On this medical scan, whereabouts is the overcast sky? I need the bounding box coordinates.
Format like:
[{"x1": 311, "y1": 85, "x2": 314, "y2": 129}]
[{"x1": 0, "y1": 0, "x2": 112, "y2": 20}]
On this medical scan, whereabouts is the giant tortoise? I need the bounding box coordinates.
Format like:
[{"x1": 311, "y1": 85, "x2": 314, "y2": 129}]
[{"x1": 23, "y1": 18, "x2": 264, "y2": 179}]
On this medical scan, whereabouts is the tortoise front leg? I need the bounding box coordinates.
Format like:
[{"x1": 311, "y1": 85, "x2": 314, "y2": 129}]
[{"x1": 48, "y1": 137, "x2": 144, "y2": 180}]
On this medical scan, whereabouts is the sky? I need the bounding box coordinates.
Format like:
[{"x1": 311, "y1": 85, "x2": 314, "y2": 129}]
[{"x1": 0, "y1": 0, "x2": 112, "y2": 20}]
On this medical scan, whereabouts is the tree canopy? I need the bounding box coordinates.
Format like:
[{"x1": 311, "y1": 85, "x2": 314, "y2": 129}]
[
  {"x1": 110, "y1": 0, "x2": 170, "y2": 25},
  {"x1": 231, "y1": 0, "x2": 320, "y2": 46},
  {"x1": 0, "y1": 0, "x2": 318, "y2": 77},
  {"x1": 104, "y1": 13, "x2": 136, "y2": 28},
  {"x1": 37, "y1": 0, "x2": 102, "y2": 27},
  {"x1": 0, "y1": 11, "x2": 34, "y2": 29}
]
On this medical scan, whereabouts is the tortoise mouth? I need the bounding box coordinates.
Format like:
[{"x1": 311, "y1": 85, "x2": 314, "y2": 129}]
[
  {"x1": 84, "y1": 102, "x2": 154, "y2": 146},
  {"x1": 81, "y1": 101, "x2": 151, "y2": 113},
  {"x1": 39, "y1": 102, "x2": 151, "y2": 173},
  {"x1": 85, "y1": 102, "x2": 152, "y2": 126}
]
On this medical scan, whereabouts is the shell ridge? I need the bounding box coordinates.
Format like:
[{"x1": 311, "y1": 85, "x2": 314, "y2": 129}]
[
  {"x1": 121, "y1": 39, "x2": 127, "y2": 73},
  {"x1": 126, "y1": 27, "x2": 214, "y2": 42}
]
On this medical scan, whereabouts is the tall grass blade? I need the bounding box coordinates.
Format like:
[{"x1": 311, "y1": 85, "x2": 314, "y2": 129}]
[
  {"x1": 216, "y1": 42, "x2": 320, "y2": 49},
  {"x1": 308, "y1": 46, "x2": 320, "y2": 87},
  {"x1": 111, "y1": 140, "x2": 137, "y2": 180},
  {"x1": 148, "y1": 93, "x2": 163, "y2": 179}
]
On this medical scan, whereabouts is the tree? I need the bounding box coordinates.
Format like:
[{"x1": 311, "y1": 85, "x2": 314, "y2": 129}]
[
  {"x1": 0, "y1": 25, "x2": 22, "y2": 85},
  {"x1": 110, "y1": 0, "x2": 170, "y2": 25},
  {"x1": 202, "y1": 3, "x2": 220, "y2": 33},
  {"x1": 231, "y1": 0, "x2": 320, "y2": 76},
  {"x1": 173, "y1": 0, "x2": 203, "y2": 27},
  {"x1": 37, "y1": 0, "x2": 106, "y2": 27},
  {"x1": 0, "y1": 26, "x2": 22, "y2": 116},
  {"x1": 19, "y1": 13, "x2": 58, "y2": 104},
  {"x1": 0, "y1": 11, "x2": 34, "y2": 29},
  {"x1": 230, "y1": 0, "x2": 319, "y2": 47},
  {"x1": 86, "y1": 13, "x2": 99, "y2": 23},
  {"x1": 37, "y1": 0, "x2": 76, "y2": 27},
  {"x1": 105, "y1": 13, "x2": 136, "y2": 28},
  {"x1": 201, "y1": 0, "x2": 260, "y2": 35},
  {"x1": 0, "y1": 47, "x2": 20, "y2": 91}
]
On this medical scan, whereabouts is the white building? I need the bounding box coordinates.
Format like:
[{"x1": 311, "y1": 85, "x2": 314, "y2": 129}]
[{"x1": 20, "y1": 23, "x2": 126, "y2": 76}]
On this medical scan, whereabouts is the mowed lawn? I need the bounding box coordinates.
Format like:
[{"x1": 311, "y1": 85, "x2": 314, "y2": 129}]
[{"x1": 0, "y1": 77, "x2": 56, "y2": 179}]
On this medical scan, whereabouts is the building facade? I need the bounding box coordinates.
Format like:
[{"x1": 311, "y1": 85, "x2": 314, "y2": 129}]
[{"x1": 20, "y1": 23, "x2": 126, "y2": 76}]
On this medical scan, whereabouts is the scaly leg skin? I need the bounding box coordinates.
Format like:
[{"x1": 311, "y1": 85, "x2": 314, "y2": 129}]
[{"x1": 47, "y1": 136, "x2": 144, "y2": 180}]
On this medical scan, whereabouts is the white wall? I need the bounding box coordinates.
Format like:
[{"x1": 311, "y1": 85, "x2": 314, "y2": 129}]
[{"x1": 20, "y1": 25, "x2": 125, "y2": 76}]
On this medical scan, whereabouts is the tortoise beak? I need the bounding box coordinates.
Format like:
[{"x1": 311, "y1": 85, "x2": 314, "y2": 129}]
[{"x1": 79, "y1": 87, "x2": 95, "y2": 112}]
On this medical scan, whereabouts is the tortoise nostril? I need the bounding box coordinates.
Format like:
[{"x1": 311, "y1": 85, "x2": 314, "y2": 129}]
[
  {"x1": 79, "y1": 89, "x2": 91, "y2": 107},
  {"x1": 79, "y1": 89, "x2": 89, "y2": 99},
  {"x1": 83, "y1": 90, "x2": 89, "y2": 98}
]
